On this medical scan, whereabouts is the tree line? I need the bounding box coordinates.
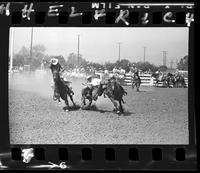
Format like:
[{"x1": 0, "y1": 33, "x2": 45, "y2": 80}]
[{"x1": 11, "y1": 44, "x2": 188, "y2": 72}]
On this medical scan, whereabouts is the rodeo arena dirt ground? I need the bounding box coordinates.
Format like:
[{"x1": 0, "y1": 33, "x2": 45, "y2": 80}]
[{"x1": 9, "y1": 70, "x2": 189, "y2": 144}]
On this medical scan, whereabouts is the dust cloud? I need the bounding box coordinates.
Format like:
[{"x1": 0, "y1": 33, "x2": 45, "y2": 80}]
[{"x1": 8, "y1": 70, "x2": 111, "y2": 107}]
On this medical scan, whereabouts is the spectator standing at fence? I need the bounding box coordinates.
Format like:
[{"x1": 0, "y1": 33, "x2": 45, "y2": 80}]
[
  {"x1": 155, "y1": 70, "x2": 159, "y2": 74},
  {"x1": 113, "y1": 66, "x2": 118, "y2": 74},
  {"x1": 100, "y1": 69, "x2": 110, "y2": 83},
  {"x1": 130, "y1": 63, "x2": 141, "y2": 84},
  {"x1": 131, "y1": 63, "x2": 139, "y2": 75},
  {"x1": 19, "y1": 64, "x2": 23, "y2": 72},
  {"x1": 174, "y1": 68, "x2": 179, "y2": 77},
  {"x1": 112, "y1": 66, "x2": 119, "y2": 79},
  {"x1": 158, "y1": 70, "x2": 164, "y2": 81},
  {"x1": 119, "y1": 67, "x2": 126, "y2": 75}
]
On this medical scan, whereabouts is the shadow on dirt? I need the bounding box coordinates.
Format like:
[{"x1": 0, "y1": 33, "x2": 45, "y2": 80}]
[
  {"x1": 83, "y1": 104, "x2": 134, "y2": 116},
  {"x1": 63, "y1": 105, "x2": 81, "y2": 111},
  {"x1": 121, "y1": 111, "x2": 133, "y2": 116},
  {"x1": 81, "y1": 104, "x2": 112, "y2": 113},
  {"x1": 132, "y1": 90, "x2": 148, "y2": 93}
]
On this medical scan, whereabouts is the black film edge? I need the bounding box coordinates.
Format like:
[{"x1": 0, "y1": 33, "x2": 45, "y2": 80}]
[{"x1": 0, "y1": 1, "x2": 196, "y2": 170}]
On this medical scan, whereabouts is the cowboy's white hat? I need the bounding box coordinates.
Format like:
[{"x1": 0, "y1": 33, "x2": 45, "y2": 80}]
[{"x1": 50, "y1": 58, "x2": 58, "y2": 65}]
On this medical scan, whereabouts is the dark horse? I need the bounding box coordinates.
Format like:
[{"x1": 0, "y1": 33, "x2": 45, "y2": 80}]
[
  {"x1": 81, "y1": 79, "x2": 127, "y2": 114},
  {"x1": 152, "y1": 73, "x2": 172, "y2": 87},
  {"x1": 131, "y1": 73, "x2": 141, "y2": 91},
  {"x1": 173, "y1": 74, "x2": 187, "y2": 88},
  {"x1": 81, "y1": 85, "x2": 100, "y2": 110},
  {"x1": 50, "y1": 65, "x2": 76, "y2": 111},
  {"x1": 165, "y1": 73, "x2": 176, "y2": 88}
]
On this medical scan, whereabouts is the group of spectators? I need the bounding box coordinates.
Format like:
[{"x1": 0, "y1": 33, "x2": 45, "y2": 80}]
[{"x1": 154, "y1": 69, "x2": 187, "y2": 80}]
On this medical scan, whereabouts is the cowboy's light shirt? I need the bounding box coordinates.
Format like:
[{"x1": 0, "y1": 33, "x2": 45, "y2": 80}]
[{"x1": 87, "y1": 78, "x2": 101, "y2": 87}]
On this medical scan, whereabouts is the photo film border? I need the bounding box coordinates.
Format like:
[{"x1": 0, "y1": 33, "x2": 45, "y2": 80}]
[{"x1": 0, "y1": 1, "x2": 196, "y2": 170}]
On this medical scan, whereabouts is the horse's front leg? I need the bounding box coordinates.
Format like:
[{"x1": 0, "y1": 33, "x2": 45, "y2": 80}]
[
  {"x1": 109, "y1": 97, "x2": 119, "y2": 113},
  {"x1": 81, "y1": 96, "x2": 86, "y2": 105},
  {"x1": 136, "y1": 81, "x2": 140, "y2": 91},
  {"x1": 118, "y1": 100, "x2": 124, "y2": 114},
  {"x1": 132, "y1": 81, "x2": 135, "y2": 89},
  {"x1": 64, "y1": 95, "x2": 70, "y2": 111},
  {"x1": 69, "y1": 95, "x2": 76, "y2": 107},
  {"x1": 88, "y1": 98, "x2": 92, "y2": 108},
  {"x1": 81, "y1": 96, "x2": 86, "y2": 109}
]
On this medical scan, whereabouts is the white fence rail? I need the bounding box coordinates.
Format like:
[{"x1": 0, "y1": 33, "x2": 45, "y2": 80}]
[
  {"x1": 10, "y1": 69, "x2": 188, "y2": 87},
  {"x1": 122, "y1": 73, "x2": 188, "y2": 87}
]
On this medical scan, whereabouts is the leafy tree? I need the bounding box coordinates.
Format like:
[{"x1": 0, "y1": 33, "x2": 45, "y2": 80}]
[
  {"x1": 13, "y1": 54, "x2": 25, "y2": 67},
  {"x1": 104, "y1": 62, "x2": 115, "y2": 71},
  {"x1": 88, "y1": 62, "x2": 103, "y2": 71},
  {"x1": 32, "y1": 44, "x2": 46, "y2": 61},
  {"x1": 66, "y1": 53, "x2": 87, "y2": 68},
  {"x1": 18, "y1": 46, "x2": 30, "y2": 58},
  {"x1": 158, "y1": 65, "x2": 168, "y2": 72},
  {"x1": 177, "y1": 55, "x2": 188, "y2": 70},
  {"x1": 136, "y1": 61, "x2": 158, "y2": 72},
  {"x1": 49, "y1": 55, "x2": 66, "y2": 66},
  {"x1": 115, "y1": 59, "x2": 131, "y2": 72},
  {"x1": 13, "y1": 44, "x2": 47, "y2": 70}
]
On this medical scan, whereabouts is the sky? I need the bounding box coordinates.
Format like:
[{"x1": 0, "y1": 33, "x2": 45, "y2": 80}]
[{"x1": 10, "y1": 27, "x2": 188, "y2": 67}]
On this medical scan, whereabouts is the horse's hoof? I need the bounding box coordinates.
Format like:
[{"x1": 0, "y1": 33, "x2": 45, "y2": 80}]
[
  {"x1": 116, "y1": 110, "x2": 121, "y2": 114},
  {"x1": 63, "y1": 107, "x2": 69, "y2": 111},
  {"x1": 64, "y1": 108, "x2": 69, "y2": 112},
  {"x1": 113, "y1": 108, "x2": 117, "y2": 112}
]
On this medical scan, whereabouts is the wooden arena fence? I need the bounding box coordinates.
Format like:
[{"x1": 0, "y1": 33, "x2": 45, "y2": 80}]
[{"x1": 121, "y1": 73, "x2": 188, "y2": 87}]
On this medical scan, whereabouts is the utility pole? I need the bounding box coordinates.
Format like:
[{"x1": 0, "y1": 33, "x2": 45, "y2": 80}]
[
  {"x1": 162, "y1": 51, "x2": 167, "y2": 66},
  {"x1": 77, "y1": 34, "x2": 80, "y2": 68},
  {"x1": 176, "y1": 58, "x2": 178, "y2": 68},
  {"x1": 30, "y1": 27, "x2": 33, "y2": 59},
  {"x1": 170, "y1": 59, "x2": 174, "y2": 69},
  {"x1": 9, "y1": 27, "x2": 14, "y2": 73},
  {"x1": 143, "y1": 46, "x2": 146, "y2": 62},
  {"x1": 118, "y1": 42, "x2": 121, "y2": 61}
]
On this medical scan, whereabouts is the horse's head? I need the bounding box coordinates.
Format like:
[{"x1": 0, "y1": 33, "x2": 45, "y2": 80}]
[
  {"x1": 52, "y1": 70, "x2": 60, "y2": 82},
  {"x1": 50, "y1": 64, "x2": 60, "y2": 80}
]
